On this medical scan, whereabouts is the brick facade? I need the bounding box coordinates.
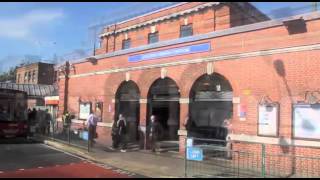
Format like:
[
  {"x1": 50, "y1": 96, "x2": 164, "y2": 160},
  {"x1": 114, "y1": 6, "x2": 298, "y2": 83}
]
[{"x1": 57, "y1": 2, "x2": 320, "y2": 174}]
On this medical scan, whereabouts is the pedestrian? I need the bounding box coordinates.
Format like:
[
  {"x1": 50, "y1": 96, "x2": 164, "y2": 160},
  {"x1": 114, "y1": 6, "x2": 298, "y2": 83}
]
[
  {"x1": 86, "y1": 110, "x2": 98, "y2": 147},
  {"x1": 44, "y1": 109, "x2": 53, "y2": 135},
  {"x1": 63, "y1": 111, "x2": 71, "y2": 134},
  {"x1": 111, "y1": 119, "x2": 120, "y2": 149},
  {"x1": 149, "y1": 115, "x2": 161, "y2": 152},
  {"x1": 117, "y1": 114, "x2": 127, "y2": 152}
]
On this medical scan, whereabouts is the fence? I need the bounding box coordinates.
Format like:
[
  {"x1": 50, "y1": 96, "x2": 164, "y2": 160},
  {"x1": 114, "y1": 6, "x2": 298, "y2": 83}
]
[
  {"x1": 185, "y1": 137, "x2": 320, "y2": 178},
  {"x1": 33, "y1": 120, "x2": 94, "y2": 152}
]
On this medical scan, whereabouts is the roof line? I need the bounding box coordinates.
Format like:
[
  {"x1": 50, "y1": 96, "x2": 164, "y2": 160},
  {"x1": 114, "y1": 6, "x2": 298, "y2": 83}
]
[{"x1": 102, "y1": 2, "x2": 188, "y2": 29}]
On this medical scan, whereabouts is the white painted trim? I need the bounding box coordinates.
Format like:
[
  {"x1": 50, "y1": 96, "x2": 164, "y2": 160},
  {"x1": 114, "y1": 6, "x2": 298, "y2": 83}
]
[
  {"x1": 68, "y1": 43, "x2": 320, "y2": 79},
  {"x1": 179, "y1": 98, "x2": 189, "y2": 104},
  {"x1": 97, "y1": 122, "x2": 113, "y2": 127},
  {"x1": 139, "y1": 99, "x2": 147, "y2": 104},
  {"x1": 230, "y1": 134, "x2": 320, "y2": 148},
  {"x1": 100, "y1": 2, "x2": 188, "y2": 31},
  {"x1": 178, "y1": 129, "x2": 188, "y2": 136},
  {"x1": 70, "y1": 119, "x2": 113, "y2": 128},
  {"x1": 100, "y1": 2, "x2": 219, "y2": 37},
  {"x1": 72, "y1": 119, "x2": 84, "y2": 124}
]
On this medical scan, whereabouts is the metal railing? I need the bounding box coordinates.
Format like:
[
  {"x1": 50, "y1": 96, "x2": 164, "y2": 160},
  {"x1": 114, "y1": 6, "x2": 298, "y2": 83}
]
[
  {"x1": 33, "y1": 120, "x2": 92, "y2": 152},
  {"x1": 185, "y1": 137, "x2": 320, "y2": 178}
]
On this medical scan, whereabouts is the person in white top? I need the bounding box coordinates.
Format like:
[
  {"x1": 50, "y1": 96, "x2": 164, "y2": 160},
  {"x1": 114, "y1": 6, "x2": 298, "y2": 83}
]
[{"x1": 86, "y1": 110, "x2": 98, "y2": 146}]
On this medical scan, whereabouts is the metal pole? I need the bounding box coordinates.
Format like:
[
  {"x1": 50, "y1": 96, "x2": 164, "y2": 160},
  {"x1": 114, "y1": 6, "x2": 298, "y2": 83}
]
[
  {"x1": 184, "y1": 137, "x2": 187, "y2": 178},
  {"x1": 68, "y1": 126, "x2": 70, "y2": 145},
  {"x1": 261, "y1": 144, "x2": 266, "y2": 178},
  {"x1": 87, "y1": 127, "x2": 90, "y2": 152}
]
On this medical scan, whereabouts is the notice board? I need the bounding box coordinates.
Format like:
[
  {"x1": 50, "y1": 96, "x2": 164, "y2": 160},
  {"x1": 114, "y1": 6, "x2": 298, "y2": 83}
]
[
  {"x1": 293, "y1": 104, "x2": 320, "y2": 140},
  {"x1": 258, "y1": 104, "x2": 278, "y2": 137}
]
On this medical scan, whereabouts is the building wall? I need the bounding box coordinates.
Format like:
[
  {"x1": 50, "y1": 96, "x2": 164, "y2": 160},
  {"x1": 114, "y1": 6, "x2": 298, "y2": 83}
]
[
  {"x1": 58, "y1": 14, "x2": 320, "y2": 153},
  {"x1": 96, "y1": 2, "x2": 267, "y2": 55},
  {"x1": 16, "y1": 62, "x2": 55, "y2": 85}
]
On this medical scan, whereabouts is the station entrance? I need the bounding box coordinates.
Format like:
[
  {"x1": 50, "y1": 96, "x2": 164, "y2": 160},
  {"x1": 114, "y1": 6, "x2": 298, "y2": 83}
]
[
  {"x1": 115, "y1": 81, "x2": 140, "y2": 142},
  {"x1": 147, "y1": 77, "x2": 180, "y2": 151},
  {"x1": 188, "y1": 73, "x2": 233, "y2": 145}
]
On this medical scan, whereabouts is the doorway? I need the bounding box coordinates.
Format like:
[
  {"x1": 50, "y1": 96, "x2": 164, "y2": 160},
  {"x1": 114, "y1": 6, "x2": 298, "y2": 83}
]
[{"x1": 147, "y1": 77, "x2": 180, "y2": 151}]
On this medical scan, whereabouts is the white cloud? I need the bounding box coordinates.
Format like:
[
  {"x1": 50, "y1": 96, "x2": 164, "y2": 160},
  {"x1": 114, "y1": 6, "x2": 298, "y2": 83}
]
[{"x1": 0, "y1": 9, "x2": 63, "y2": 39}]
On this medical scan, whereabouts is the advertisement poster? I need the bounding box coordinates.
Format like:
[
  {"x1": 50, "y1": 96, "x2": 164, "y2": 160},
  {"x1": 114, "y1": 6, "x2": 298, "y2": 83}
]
[
  {"x1": 258, "y1": 104, "x2": 278, "y2": 136},
  {"x1": 79, "y1": 102, "x2": 91, "y2": 120},
  {"x1": 294, "y1": 104, "x2": 320, "y2": 139}
]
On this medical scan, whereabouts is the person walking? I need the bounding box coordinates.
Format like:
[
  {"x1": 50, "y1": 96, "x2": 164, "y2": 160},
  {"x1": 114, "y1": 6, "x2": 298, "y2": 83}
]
[
  {"x1": 86, "y1": 110, "x2": 98, "y2": 147},
  {"x1": 44, "y1": 109, "x2": 52, "y2": 135},
  {"x1": 62, "y1": 111, "x2": 72, "y2": 135},
  {"x1": 117, "y1": 114, "x2": 127, "y2": 152},
  {"x1": 111, "y1": 119, "x2": 120, "y2": 149},
  {"x1": 149, "y1": 115, "x2": 161, "y2": 152}
]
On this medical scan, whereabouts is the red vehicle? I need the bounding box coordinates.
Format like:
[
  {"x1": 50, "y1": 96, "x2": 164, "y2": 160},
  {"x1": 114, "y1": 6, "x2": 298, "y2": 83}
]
[{"x1": 0, "y1": 89, "x2": 28, "y2": 138}]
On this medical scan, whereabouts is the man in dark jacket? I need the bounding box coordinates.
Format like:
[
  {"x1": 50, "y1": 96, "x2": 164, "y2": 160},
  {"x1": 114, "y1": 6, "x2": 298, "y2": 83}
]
[
  {"x1": 149, "y1": 115, "x2": 161, "y2": 152},
  {"x1": 117, "y1": 114, "x2": 127, "y2": 152}
]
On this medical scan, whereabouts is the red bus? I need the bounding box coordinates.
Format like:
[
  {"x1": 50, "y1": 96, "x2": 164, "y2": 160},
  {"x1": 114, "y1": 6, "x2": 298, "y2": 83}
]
[{"x1": 0, "y1": 88, "x2": 28, "y2": 138}]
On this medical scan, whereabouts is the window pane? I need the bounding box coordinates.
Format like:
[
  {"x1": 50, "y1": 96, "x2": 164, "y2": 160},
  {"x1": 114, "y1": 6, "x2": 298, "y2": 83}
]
[
  {"x1": 148, "y1": 32, "x2": 159, "y2": 44},
  {"x1": 180, "y1": 24, "x2": 193, "y2": 37},
  {"x1": 122, "y1": 39, "x2": 131, "y2": 49}
]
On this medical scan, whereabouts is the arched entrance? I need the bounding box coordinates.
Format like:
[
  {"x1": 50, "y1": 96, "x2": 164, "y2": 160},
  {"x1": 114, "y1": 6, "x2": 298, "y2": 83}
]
[
  {"x1": 115, "y1": 80, "x2": 140, "y2": 142},
  {"x1": 147, "y1": 77, "x2": 180, "y2": 143},
  {"x1": 188, "y1": 73, "x2": 233, "y2": 144}
]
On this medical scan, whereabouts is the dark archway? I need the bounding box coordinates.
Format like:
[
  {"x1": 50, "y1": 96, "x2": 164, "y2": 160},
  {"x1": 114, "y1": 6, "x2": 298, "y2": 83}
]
[
  {"x1": 147, "y1": 77, "x2": 180, "y2": 142},
  {"x1": 115, "y1": 80, "x2": 140, "y2": 142},
  {"x1": 188, "y1": 73, "x2": 233, "y2": 144}
]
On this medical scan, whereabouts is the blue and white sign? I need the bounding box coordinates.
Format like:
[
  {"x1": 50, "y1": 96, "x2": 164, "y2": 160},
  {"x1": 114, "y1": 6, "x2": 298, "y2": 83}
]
[
  {"x1": 129, "y1": 42, "x2": 211, "y2": 62},
  {"x1": 187, "y1": 138, "x2": 193, "y2": 147},
  {"x1": 80, "y1": 131, "x2": 89, "y2": 141},
  {"x1": 187, "y1": 147, "x2": 203, "y2": 161}
]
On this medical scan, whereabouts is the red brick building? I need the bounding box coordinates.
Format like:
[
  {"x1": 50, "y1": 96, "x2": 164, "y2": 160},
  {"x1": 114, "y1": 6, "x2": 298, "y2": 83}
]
[{"x1": 57, "y1": 2, "x2": 320, "y2": 174}]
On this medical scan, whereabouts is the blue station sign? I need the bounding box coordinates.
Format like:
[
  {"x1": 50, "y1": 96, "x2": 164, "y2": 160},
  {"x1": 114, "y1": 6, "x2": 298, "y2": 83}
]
[
  {"x1": 187, "y1": 147, "x2": 204, "y2": 161},
  {"x1": 128, "y1": 42, "x2": 211, "y2": 62}
]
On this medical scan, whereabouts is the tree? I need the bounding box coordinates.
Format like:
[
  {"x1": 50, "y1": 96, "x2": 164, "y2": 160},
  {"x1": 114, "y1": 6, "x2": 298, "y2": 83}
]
[{"x1": 0, "y1": 66, "x2": 17, "y2": 83}]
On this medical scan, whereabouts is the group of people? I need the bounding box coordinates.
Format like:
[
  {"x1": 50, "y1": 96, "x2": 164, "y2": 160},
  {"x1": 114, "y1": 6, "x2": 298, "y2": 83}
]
[
  {"x1": 111, "y1": 114, "x2": 162, "y2": 153},
  {"x1": 27, "y1": 108, "x2": 53, "y2": 135}
]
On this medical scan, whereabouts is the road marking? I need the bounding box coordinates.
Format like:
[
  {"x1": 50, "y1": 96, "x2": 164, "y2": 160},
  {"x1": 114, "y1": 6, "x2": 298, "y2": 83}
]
[
  {"x1": 38, "y1": 167, "x2": 43, "y2": 169},
  {"x1": 19, "y1": 169, "x2": 25, "y2": 171},
  {"x1": 44, "y1": 144, "x2": 87, "y2": 161},
  {"x1": 0, "y1": 171, "x2": 3, "y2": 173}
]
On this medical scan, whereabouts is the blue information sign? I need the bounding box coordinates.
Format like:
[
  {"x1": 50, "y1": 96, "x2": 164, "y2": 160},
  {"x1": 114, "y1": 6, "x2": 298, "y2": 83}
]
[
  {"x1": 187, "y1": 147, "x2": 203, "y2": 161},
  {"x1": 80, "y1": 131, "x2": 89, "y2": 141},
  {"x1": 128, "y1": 42, "x2": 211, "y2": 62}
]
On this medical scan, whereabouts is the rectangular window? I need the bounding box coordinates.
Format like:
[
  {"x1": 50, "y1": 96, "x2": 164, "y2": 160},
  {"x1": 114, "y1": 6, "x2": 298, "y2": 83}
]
[
  {"x1": 16, "y1": 74, "x2": 20, "y2": 83},
  {"x1": 24, "y1": 72, "x2": 28, "y2": 83},
  {"x1": 28, "y1": 72, "x2": 31, "y2": 83},
  {"x1": 32, "y1": 70, "x2": 36, "y2": 82},
  {"x1": 180, "y1": 24, "x2": 193, "y2": 38},
  {"x1": 122, "y1": 39, "x2": 131, "y2": 50},
  {"x1": 148, "y1": 32, "x2": 159, "y2": 44}
]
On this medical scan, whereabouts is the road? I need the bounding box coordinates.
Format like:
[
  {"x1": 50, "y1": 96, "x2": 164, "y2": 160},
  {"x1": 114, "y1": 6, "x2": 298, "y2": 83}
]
[{"x1": 0, "y1": 138, "x2": 136, "y2": 178}]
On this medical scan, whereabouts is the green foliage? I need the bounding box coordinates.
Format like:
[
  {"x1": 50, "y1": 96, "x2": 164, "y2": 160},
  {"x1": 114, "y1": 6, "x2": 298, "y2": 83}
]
[{"x1": 0, "y1": 66, "x2": 17, "y2": 83}]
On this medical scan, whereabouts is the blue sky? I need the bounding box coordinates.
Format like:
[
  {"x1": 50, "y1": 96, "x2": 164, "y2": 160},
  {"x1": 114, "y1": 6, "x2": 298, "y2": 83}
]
[{"x1": 0, "y1": 2, "x2": 314, "y2": 72}]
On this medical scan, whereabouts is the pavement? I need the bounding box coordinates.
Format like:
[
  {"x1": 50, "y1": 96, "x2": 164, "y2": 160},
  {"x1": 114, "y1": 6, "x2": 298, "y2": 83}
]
[{"x1": 39, "y1": 137, "x2": 186, "y2": 178}]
